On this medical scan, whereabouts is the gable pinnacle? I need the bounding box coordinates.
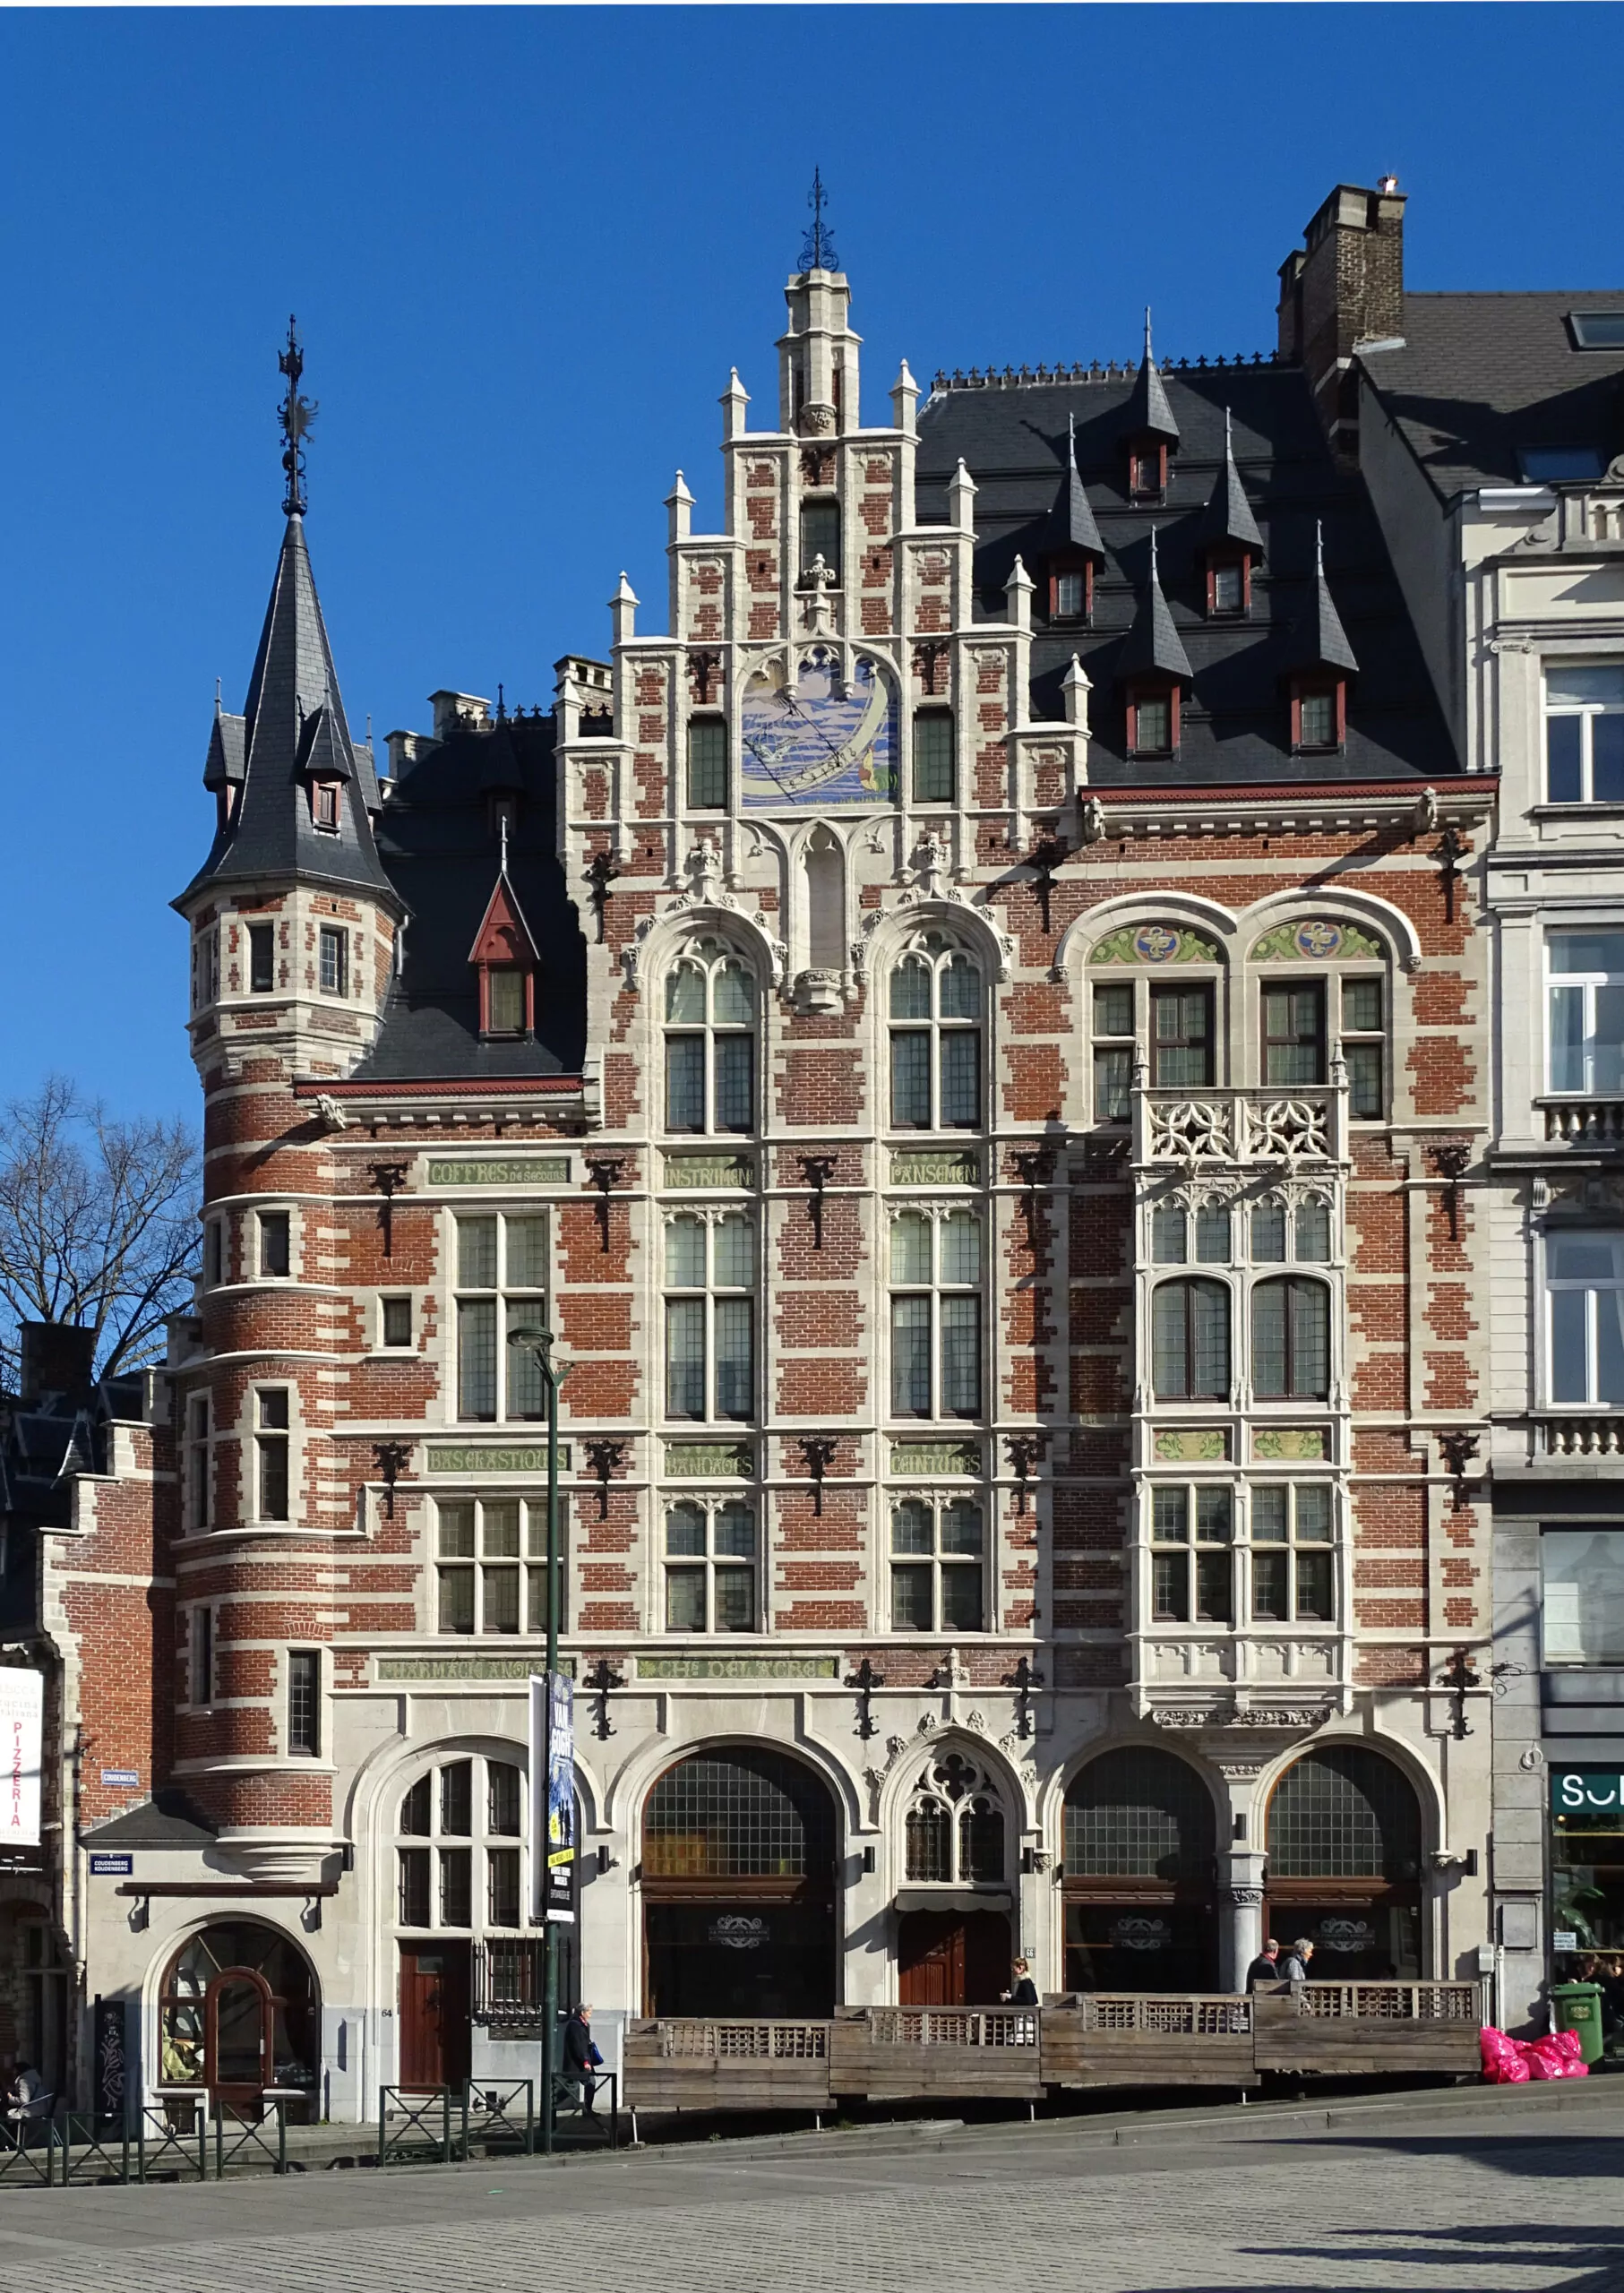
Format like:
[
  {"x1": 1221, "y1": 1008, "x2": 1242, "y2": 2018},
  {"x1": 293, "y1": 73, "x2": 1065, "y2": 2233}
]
[
  {"x1": 799, "y1": 167, "x2": 838, "y2": 272},
  {"x1": 278, "y1": 315, "x2": 317, "y2": 518}
]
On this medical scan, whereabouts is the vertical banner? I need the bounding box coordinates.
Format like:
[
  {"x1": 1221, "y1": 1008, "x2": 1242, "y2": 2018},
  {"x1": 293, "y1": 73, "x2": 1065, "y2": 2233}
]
[
  {"x1": 0, "y1": 1668, "x2": 43, "y2": 1848},
  {"x1": 529, "y1": 1671, "x2": 576, "y2": 1924},
  {"x1": 93, "y1": 1996, "x2": 127, "y2": 2126}
]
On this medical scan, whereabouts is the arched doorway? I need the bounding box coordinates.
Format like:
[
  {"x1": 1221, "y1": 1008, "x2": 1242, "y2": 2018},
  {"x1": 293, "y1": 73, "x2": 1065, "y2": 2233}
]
[
  {"x1": 1061, "y1": 1748, "x2": 1218, "y2": 1991},
  {"x1": 158, "y1": 1923, "x2": 319, "y2": 2119},
  {"x1": 641, "y1": 1748, "x2": 838, "y2": 2016},
  {"x1": 897, "y1": 1748, "x2": 1012, "y2": 2005},
  {"x1": 1265, "y1": 1745, "x2": 1424, "y2": 1980}
]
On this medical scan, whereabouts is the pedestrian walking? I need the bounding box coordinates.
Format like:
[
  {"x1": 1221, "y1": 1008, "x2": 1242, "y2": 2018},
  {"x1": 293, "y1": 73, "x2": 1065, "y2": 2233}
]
[
  {"x1": 561, "y1": 2004, "x2": 604, "y2": 2114},
  {"x1": 1279, "y1": 1938, "x2": 1316, "y2": 1984},
  {"x1": 1001, "y1": 1958, "x2": 1039, "y2": 2007},
  {"x1": 1245, "y1": 1938, "x2": 1282, "y2": 1991}
]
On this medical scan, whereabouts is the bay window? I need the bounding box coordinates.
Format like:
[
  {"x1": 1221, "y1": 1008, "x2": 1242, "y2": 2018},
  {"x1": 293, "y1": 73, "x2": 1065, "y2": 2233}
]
[{"x1": 1151, "y1": 1277, "x2": 1230, "y2": 1402}]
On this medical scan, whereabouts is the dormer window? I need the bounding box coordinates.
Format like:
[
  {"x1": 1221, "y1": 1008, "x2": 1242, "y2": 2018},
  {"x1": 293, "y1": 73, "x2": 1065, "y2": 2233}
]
[
  {"x1": 1129, "y1": 442, "x2": 1166, "y2": 502},
  {"x1": 312, "y1": 780, "x2": 340, "y2": 831},
  {"x1": 1127, "y1": 683, "x2": 1179, "y2": 759},
  {"x1": 1207, "y1": 554, "x2": 1250, "y2": 618},
  {"x1": 1049, "y1": 559, "x2": 1094, "y2": 625},
  {"x1": 484, "y1": 966, "x2": 529, "y2": 1037},
  {"x1": 800, "y1": 497, "x2": 842, "y2": 585},
  {"x1": 1293, "y1": 679, "x2": 1345, "y2": 754},
  {"x1": 489, "y1": 794, "x2": 516, "y2": 839}
]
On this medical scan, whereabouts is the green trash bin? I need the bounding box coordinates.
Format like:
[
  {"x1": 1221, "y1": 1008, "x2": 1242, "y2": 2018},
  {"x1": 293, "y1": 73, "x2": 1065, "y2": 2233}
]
[{"x1": 1551, "y1": 1981, "x2": 1605, "y2": 2065}]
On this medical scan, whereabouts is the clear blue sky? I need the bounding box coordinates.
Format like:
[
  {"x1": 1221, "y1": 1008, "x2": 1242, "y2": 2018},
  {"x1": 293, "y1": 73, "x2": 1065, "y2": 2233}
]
[{"x1": 4, "y1": 4, "x2": 1621, "y2": 1124}]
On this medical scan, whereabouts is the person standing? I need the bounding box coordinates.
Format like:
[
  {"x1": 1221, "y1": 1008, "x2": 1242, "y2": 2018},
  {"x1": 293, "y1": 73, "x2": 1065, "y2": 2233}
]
[
  {"x1": 1279, "y1": 1938, "x2": 1316, "y2": 1984},
  {"x1": 1001, "y1": 1958, "x2": 1039, "y2": 2007},
  {"x1": 1245, "y1": 1938, "x2": 1282, "y2": 1991}
]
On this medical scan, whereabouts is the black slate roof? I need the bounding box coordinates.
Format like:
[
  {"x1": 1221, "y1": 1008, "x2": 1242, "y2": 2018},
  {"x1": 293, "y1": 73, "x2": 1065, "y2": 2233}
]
[
  {"x1": 82, "y1": 1791, "x2": 219, "y2": 1847},
  {"x1": 177, "y1": 515, "x2": 397, "y2": 909},
  {"x1": 916, "y1": 363, "x2": 1457, "y2": 786},
  {"x1": 1360, "y1": 291, "x2": 1624, "y2": 501},
  {"x1": 350, "y1": 712, "x2": 589, "y2": 1081}
]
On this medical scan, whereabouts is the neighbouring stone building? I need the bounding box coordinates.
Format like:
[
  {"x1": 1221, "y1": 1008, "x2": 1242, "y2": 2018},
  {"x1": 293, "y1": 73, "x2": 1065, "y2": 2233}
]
[
  {"x1": 4, "y1": 185, "x2": 1510, "y2": 2119},
  {"x1": 1314, "y1": 189, "x2": 1624, "y2": 2031}
]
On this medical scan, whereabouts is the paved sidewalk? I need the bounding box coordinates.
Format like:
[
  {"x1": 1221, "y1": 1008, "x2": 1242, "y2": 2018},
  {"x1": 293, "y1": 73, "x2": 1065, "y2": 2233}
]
[{"x1": 2, "y1": 2086, "x2": 1622, "y2": 2291}]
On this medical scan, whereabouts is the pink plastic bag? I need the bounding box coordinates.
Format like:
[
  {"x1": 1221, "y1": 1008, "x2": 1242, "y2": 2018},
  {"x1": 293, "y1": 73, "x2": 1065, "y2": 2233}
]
[
  {"x1": 1527, "y1": 2030, "x2": 1590, "y2": 2080},
  {"x1": 1481, "y1": 2026, "x2": 1531, "y2": 2083}
]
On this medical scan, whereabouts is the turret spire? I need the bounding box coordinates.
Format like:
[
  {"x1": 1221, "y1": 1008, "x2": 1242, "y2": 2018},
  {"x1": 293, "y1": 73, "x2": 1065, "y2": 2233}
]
[
  {"x1": 278, "y1": 316, "x2": 317, "y2": 518},
  {"x1": 799, "y1": 167, "x2": 838, "y2": 272}
]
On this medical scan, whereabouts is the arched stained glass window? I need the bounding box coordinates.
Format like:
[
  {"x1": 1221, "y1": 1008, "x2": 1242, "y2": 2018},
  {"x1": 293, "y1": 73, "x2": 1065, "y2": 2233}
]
[
  {"x1": 1062, "y1": 1748, "x2": 1216, "y2": 1881},
  {"x1": 1266, "y1": 1748, "x2": 1422, "y2": 1881}
]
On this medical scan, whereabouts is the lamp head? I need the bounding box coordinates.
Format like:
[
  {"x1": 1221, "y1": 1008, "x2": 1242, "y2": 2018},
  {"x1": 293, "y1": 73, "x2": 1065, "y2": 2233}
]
[{"x1": 506, "y1": 1324, "x2": 552, "y2": 1350}]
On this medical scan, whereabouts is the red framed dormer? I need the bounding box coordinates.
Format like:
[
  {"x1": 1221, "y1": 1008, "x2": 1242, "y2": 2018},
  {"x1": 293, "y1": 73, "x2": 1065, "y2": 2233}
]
[
  {"x1": 468, "y1": 871, "x2": 540, "y2": 1038},
  {"x1": 1127, "y1": 437, "x2": 1168, "y2": 503},
  {"x1": 1048, "y1": 554, "x2": 1095, "y2": 626},
  {"x1": 1204, "y1": 549, "x2": 1253, "y2": 619},
  {"x1": 1125, "y1": 677, "x2": 1181, "y2": 759},
  {"x1": 1290, "y1": 675, "x2": 1347, "y2": 756}
]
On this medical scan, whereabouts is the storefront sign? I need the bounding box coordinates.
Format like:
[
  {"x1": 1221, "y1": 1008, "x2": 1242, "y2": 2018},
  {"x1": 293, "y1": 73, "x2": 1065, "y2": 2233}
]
[
  {"x1": 424, "y1": 1444, "x2": 572, "y2": 1475},
  {"x1": 0, "y1": 1669, "x2": 43, "y2": 1847},
  {"x1": 90, "y1": 1854, "x2": 133, "y2": 1876},
  {"x1": 425, "y1": 1157, "x2": 570, "y2": 1187},
  {"x1": 1551, "y1": 1768, "x2": 1624, "y2": 1813},
  {"x1": 93, "y1": 1996, "x2": 127, "y2": 2125},
  {"x1": 528, "y1": 1670, "x2": 576, "y2": 1924},
  {"x1": 665, "y1": 1442, "x2": 752, "y2": 1478},
  {"x1": 890, "y1": 1150, "x2": 979, "y2": 1187},
  {"x1": 379, "y1": 1655, "x2": 575, "y2": 1682},
  {"x1": 710, "y1": 1915, "x2": 767, "y2": 1950},
  {"x1": 636, "y1": 1655, "x2": 838, "y2": 1680},
  {"x1": 891, "y1": 1441, "x2": 981, "y2": 1477},
  {"x1": 663, "y1": 1153, "x2": 754, "y2": 1189}
]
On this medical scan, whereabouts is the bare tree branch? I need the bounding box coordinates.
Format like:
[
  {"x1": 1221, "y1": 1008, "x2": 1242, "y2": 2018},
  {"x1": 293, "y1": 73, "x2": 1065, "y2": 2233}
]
[{"x1": 0, "y1": 1076, "x2": 201, "y2": 1385}]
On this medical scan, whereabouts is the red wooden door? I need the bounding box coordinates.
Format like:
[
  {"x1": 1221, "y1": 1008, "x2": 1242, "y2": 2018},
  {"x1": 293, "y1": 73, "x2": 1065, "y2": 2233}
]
[
  {"x1": 398, "y1": 1943, "x2": 471, "y2": 2090},
  {"x1": 898, "y1": 1911, "x2": 1012, "y2": 2006}
]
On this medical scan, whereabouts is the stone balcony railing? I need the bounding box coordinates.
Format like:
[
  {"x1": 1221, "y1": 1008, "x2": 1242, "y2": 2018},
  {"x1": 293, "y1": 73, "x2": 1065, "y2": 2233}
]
[
  {"x1": 1542, "y1": 1099, "x2": 1624, "y2": 1146},
  {"x1": 1539, "y1": 1413, "x2": 1624, "y2": 1459},
  {"x1": 1133, "y1": 1079, "x2": 1347, "y2": 1170}
]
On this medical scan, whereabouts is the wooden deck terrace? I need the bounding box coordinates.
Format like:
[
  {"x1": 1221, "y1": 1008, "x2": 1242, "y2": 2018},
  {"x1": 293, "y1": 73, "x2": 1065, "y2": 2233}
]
[{"x1": 623, "y1": 1984, "x2": 1484, "y2": 2112}]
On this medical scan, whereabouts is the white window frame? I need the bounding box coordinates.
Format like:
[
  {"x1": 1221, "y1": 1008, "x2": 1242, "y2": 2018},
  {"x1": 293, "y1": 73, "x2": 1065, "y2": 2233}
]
[
  {"x1": 1147, "y1": 1482, "x2": 1235, "y2": 1623},
  {"x1": 662, "y1": 939, "x2": 757, "y2": 1137},
  {"x1": 318, "y1": 923, "x2": 348, "y2": 997},
  {"x1": 393, "y1": 1753, "x2": 529, "y2": 1936},
  {"x1": 379, "y1": 1293, "x2": 414, "y2": 1351},
  {"x1": 433, "y1": 1494, "x2": 554, "y2": 1636},
  {"x1": 1544, "y1": 664, "x2": 1624, "y2": 803},
  {"x1": 662, "y1": 1210, "x2": 756, "y2": 1425},
  {"x1": 1546, "y1": 930, "x2": 1624, "y2": 1097},
  {"x1": 888, "y1": 1491, "x2": 988, "y2": 1633},
  {"x1": 1545, "y1": 1229, "x2": 1624, "y2": 1407},
  {"x1": 451, "y1": 1210, "x2": 549, "y2": 1424},
  {"x1": 888, "y1": 932, "x2": 984, "y2": 1134},
  {"x1": 286, "y1": 1646, "x2": 322, "y2": 1757},
  {"x1": 888, "y1": 1206, "x2": 984, "y2": 1422},
  {"x1": 660, "y1": 1494, "x2": 760, "y2": 1633},
  {"x1": 257, "y1": 1207, "x2": 292, "y2": 1280},
  {"x1": 254, "y1": 1385, "x2": 291, "y2": 1524},
  {"x1": 1247, "y1": 1481, "x2": 1336, "y2": 1624}
]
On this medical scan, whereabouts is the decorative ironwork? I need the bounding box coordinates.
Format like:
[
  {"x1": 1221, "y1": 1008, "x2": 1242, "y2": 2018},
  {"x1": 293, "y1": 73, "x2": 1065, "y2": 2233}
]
[
  {"x1": 1006, "y1": 1432, "x2": 1043, "y2": 1515},
  {"x1": 368, "y1": 1161, "x2": 409, "y2": 1258},
  {"x1": 1024, "y1": 835, "x2": 1069, "y2": 937},
  {"x1": 798, "y1": 1154, "x2": 838, "y2": 1250},
  {"x1": 586, "y1": 1155, "x2": 625, "y2": 1252},
  {"x1": 1439, "y1": 1645, "x2": 1482, "y2": 1741},
  {"x1": 690, "y1": 650, "x2": 723, "y2": 705},
  {"x1": 277, "y1": 315, "x2": 316, "y2": 517},
  {"x1": 373, "y1": 1441, "x2": 411, "y2": 1520},
  {"x1": 1008, "y1": 1652, "x2": 1043, "y2": 1739},
  {"x1": 1011, "y1": 1147, "x2": 1054, "y2": 1253},
  {"x1": 912, "y1": 639, "x2": 950, "y2": 697},
  {"x1": 1431, "y1": 1138, "x2": 1472, "y2": 1241},
  {"x1": 1435, "y1": 824, "x2": 1466, "y2": 923},
  {"x1": 1244, "y1": 1097, "x2": 1330, "y2": 1164},
  {"x1": 584, "y1": 849, "x2": 620, "y2": 945},
  {"x1": 583, "y1": 1438, "x2": 627, "y2": 1520},
  {"x1": 799, "y1": 1434, "x2": 838, "y2": 1516},
  {"x1": 846, "y1": 1653, "x2": 885, "y2": 1739},
  {"x1": 1437, "y1": 1428, "x2": 1480, "y2": 1511},
  {"x1": 583, "y1": 1654, "x2": 624, "y2": 1740},
  {"x1": 799, "y1": 167, "x2": 838, "y2": 271}
]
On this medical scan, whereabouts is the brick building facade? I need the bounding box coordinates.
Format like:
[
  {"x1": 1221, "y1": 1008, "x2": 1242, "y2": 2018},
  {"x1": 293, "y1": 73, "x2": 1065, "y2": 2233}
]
[{"x1": 4, "y1": 203, "x2": 1502, "y2": 2117}]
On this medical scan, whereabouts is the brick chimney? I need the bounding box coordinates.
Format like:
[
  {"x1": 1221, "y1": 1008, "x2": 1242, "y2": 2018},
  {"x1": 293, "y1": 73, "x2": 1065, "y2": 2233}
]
[
  {"x1": 1277, "y1": 180, "x2": 1406, "y2": 459},
  {"x1": 19, "y1": 1322, "x2": 98, "y2": 1406}
]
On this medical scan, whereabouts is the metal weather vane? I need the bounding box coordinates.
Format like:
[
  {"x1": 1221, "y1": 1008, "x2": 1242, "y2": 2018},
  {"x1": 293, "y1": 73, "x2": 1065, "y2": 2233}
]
[
  {"x1": 799, "y1": 167, "x2": 838, "y2": 272},
  {"x1": 278, "y1": 314, "x2": 318, "y2": 516}
]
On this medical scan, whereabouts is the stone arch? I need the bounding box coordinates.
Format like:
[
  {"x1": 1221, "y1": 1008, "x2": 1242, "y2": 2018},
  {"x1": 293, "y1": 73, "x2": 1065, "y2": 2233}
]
[
  {"x1": 1053, "y1": 890, "x2": 1240, "y2": 982},
  {"x1": 1262, "y1": 1738, "x2": 1431, "y2": 1979},
  {"x1": 1238, "y1": 885, "x2": 1422, "y2": 975},
  {"x1": 1057, "y1": 1741, "x2": 1223, "y2": 1993}
]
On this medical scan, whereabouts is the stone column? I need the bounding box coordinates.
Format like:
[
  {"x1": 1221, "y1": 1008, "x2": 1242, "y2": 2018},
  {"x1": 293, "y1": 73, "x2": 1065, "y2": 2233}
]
[{"x1": 1220, "y1": 1851, "x2": 1268, "y2": 1992}]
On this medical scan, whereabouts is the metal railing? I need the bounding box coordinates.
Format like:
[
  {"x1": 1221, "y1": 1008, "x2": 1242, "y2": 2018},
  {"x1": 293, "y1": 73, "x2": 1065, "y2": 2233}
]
[
  {"x1": 379, "y1": 2086, "x2": 467, "y2": 2167},
  {"x1": 212, "y1": 2100, "x2": 288, "y2": 2176},
  {"x1": 475, "y1": 1937, "x2": 548, "y2": 2025}
]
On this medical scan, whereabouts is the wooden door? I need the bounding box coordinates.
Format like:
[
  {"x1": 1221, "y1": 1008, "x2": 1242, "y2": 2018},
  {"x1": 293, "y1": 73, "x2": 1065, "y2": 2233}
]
[
  {"x1": 899, "y1": 1911, "x2": 1012, "y2": 2005},
  {"x1": 205, "y1": 1970, "x2": 271, "y2": 2118},
  {"x1": 398, "y1": 1943, "x2": 471, "y2": 2090}
]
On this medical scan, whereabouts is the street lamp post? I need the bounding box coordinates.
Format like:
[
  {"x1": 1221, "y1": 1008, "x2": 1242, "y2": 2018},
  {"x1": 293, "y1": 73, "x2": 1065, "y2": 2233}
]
[{"x1": 507, "y1": 1322, "x2": 566, "y2": 2155}]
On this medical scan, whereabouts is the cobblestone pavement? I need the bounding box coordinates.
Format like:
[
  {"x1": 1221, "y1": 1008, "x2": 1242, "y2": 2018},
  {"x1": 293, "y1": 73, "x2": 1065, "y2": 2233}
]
[{"x1": 4, "y1": 2092, "x2": 1624, "y2": 2291}]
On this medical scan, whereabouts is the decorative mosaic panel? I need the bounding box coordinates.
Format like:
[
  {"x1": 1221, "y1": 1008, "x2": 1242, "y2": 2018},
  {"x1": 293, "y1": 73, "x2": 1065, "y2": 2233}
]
[
  {"x1": 424, "y1": 1444, "x2": 574, "y2": 1474},
  {"x1": 636, "y1": 1656, "x2": 838, "y2": 1680},
  {"x1": 425, "y1": 1156, "x2": 571, "y2": 1186},
  {"x1": 663, "y1": 1153, "x2": 755, "y2": 1189},
  {"x1": 890, "y1": 1149, "x2": 980, "y2": 1187},
  {"x1": 1153, "y1": 1429, "x2": 1230, "y2": 1462},
  {"x1": 1252, "y1": 1428, "x2": 1332, "y2": 1461},
  {"x1": 376, "y1": 1655, "x2": 576, "y2": 1682},
  {"x1": 891, "y1": 1440, "x2": 982, "y2": 1476},
  {"x1": 666, "y1": 1441, "x2": 754, "y2": 1478},
  {"x1": 1250, "y1": 919, "x2": 1386, "y2": 964},
  {"x1": 740, "y1": 648, "x2": 898, "y2": 808},
  {"x1": 1089, "y1": 923, "x2": 1222, "y2": 966}
]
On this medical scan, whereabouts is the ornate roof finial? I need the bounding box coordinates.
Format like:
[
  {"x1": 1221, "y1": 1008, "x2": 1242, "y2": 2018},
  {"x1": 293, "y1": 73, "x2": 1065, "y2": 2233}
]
[
  {"x1": 799, "y1": 167, "x2": 838, "y2": 272},
  {"x1": 1316, "y1": 517, "x2": 1326, "y2": 577},
  {"x1": 278, "y1": 314, "x2": 317, "y2": 518}
]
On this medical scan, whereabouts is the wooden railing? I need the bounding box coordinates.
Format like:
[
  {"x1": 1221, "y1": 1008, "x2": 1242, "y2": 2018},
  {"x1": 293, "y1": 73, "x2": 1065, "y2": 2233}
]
[
  {"x1": 1076, "y1": 1993, "x2": 1253, "y2": 2036},
  {"x1": 864, "y1": 2009, "x2": 1030, "y2": 2048},
  {"x1": 1289, "y1": 1980, "x2": 1477, "y2": 2022}
]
